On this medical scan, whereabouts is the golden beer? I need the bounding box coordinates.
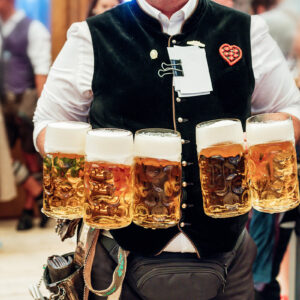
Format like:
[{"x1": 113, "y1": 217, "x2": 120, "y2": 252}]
[
  {"x1": 84, "y1": 161, "x2": 132, "y2": 229},
  {"x1": 196, "y1": 119, "x2": 250, "y2": 218},
  {"x1": 83, "y1": 128, "x2": 134, "y2": 229},
  {"x1": 199, "y1": 143, "x2": 249, "y2": 218},
  {"x1": 43, "y1": 155, "x2": 52, "y2": 213},
  {"x1": 246, "y1": 113, "x2": 300, "y2": 213},
  {"x1": 43, "y1": 153, "x2": 85, "y2": 219},
  {"x1": 133, "y1": 157, "x2": 181, "y2": 228},
  {"x1": 133, "y1": 129, "x2": 182, "y2": 229},
  {"x1": 248, "y1": 141, "x2": 299, "y2": 212},
  {"x1": 43, "y1": 121, "x2": 91, "y2": 219}
]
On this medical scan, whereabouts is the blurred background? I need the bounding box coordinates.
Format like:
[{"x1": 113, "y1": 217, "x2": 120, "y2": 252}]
[{"x1": 0, "y1": 0, "x2": 300, "y2": 299}]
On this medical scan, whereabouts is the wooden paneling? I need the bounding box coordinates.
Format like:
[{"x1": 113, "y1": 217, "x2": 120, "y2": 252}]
[{"x1": 51, "y1": 0, "x2": 91, "y2": 60}]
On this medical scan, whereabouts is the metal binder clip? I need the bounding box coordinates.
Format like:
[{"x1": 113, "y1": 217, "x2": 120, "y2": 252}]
[{"x1": 158, "y1": 60, "x2": 184, "y2": 78}]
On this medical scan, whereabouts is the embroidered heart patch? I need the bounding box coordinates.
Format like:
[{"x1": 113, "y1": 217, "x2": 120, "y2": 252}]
[{"x1": 219, "y1": 44, "x2": 242, "y2": 66}]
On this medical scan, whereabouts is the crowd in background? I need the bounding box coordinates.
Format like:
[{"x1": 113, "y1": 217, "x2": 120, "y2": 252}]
[{"x1": 0, "y1": 0, "x2": 300, "y2": 299}]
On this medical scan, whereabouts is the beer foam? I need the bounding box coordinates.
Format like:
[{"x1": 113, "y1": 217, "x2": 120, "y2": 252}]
[
  {"x1": 85, "y1": 129, "x2": 133, "y2": 165},
  {"x1": 196, "y1": 119, "x2": 244, "y2": 153},
  {"x1": 45, "y1": 121, "x2": 91, "y2": 155},
  {"x1": 246, "y1": 119, "x2": 294, "y2": 147},
  {"x1": 134, "y1": 130, "x2": 182, "y2": 162}
]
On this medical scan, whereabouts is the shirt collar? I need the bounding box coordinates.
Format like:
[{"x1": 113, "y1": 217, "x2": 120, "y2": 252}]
[
  {"x1": 136, "y1": 0, "x2": 198, "y2": 21},
  {"x1": 1, "y1": 10, "x2": 26, "y2": 36}
]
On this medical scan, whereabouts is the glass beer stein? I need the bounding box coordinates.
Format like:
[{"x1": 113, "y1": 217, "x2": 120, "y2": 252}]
[
  {"x1": 196, "y1": 119, "x2": 250, "y2": 218},
  {"x1": 133, "y1": 129, "x2": 182, "y2": 229},
  {"x1": 83, "y1": 129, "x2": 134, "y2": 229},
  {"x1": 43, "y1": 121, "x2": 91, "y2": 219},
  {"x1": 246, "y1": 113, "x2": 300, "y2": 213}
]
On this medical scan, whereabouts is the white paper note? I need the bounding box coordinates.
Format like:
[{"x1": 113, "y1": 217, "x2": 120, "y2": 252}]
[{"x1": 167, "y1": 45, "x2": 213, "y2": 97}]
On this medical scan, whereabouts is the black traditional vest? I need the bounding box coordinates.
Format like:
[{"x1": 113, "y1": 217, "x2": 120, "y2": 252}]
[{"x1": 87, "y1": 0, "x2": 255, "y2": 257}]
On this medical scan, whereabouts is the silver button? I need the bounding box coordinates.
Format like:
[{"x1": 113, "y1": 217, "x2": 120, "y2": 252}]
[
  {"x1": 172, "y1": 40, "x2": 177, "y2": 44},
  {"x1": 176, "y1": 97, "x2": 181, "y2": 103},
  {"x1": 182, "y1": 182, "x2": 187, "y2": 188},
  {"x1": 182, "y1": 161, "x2": 187, "y2": 167},
  {"x1": 178, "y1": 117, "x2": 183, "y2": 123},
  {"x1": 182, "y1": 203, "x2": 187, "y2": 209},
  {"x1": 180, "y1": 222, "x2": 185, "y2": 228}
]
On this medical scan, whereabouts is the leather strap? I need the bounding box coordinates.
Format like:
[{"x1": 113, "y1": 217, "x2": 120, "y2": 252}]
[
  {"x1": 83, "y1": 228, "x2": 127, "y2": 298},
  {"x1": 233, "y1": 228, "x2": 246, "y2": 252},
  {"x1": 74, "y1": 223, "x2": 90, "y2": 267}
]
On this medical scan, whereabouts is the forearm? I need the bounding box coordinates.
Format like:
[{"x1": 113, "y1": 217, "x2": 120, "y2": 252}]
[{"x1": 35, "y1": 75, "x2": 47, "y2": 97}]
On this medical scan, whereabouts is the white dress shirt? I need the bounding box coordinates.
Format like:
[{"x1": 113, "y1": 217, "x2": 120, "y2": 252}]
[
  {"x1": 1, "y1": 10, "x2": 51, "y2": 75},
  {"x1": 33, "y1": 0, "x2": 300, "y2": 253}
]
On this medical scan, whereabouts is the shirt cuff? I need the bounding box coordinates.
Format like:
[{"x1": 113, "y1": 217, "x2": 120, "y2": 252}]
[{"x1": 33, "y1": 68, "x2": 50, "y2": 76}]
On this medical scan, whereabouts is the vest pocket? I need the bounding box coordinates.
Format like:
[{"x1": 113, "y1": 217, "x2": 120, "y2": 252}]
[
  {"x1": 212, "y1": 63, "x2": 252, "y2": 117},
  {"x1": 213, "y1": 63, "x2": 246, "y2": 82}
]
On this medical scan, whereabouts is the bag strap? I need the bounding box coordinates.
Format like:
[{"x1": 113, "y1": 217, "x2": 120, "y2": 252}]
[
  {"x1": 83, "y1": 228, "x2": 128, "y2": 297},
  {"x1": 74, "y1": 223, "x2": 90, "y2": 267}
]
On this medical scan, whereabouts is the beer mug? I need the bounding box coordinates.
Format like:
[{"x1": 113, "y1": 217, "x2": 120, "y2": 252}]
[
  {"x1": 196, "y1": 119, "x2": 250, "y2": 218},
  {"x1": 43, "y1": 121, "x2": 91, "y2": 219},
  {"x1": 83, "y1": 128, "x2": 134, "y2": 229},
  {"x1": 246, "y1": 113, "x2": 300, "y2": 213},
  {"x1": 133, "y1": 129, "x2": 182, "y2": 229}
]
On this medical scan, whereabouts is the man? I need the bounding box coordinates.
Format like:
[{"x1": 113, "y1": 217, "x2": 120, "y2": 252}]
[
  {"x1": 33, "y1": 0, "x2": 300, "y2": 299},
  {"x1": 251, "y1": 0, "x2": 299, "y2": 59},
  {"x1": 0, "y1": 0, "x2": 51, "y2": 230},
  {"x1": 88, "y1": 0, "x2": 123, "y2": 17}
]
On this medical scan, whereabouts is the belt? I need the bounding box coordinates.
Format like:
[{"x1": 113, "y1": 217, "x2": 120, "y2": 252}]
[{"x1": 101, "y1": 228, "x2": 247, "y2": 263}]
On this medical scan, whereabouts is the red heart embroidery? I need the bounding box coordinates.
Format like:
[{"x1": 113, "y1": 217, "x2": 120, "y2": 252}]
[{"x1": 219, "y1": 44, "x2": 243, "y2": 66}]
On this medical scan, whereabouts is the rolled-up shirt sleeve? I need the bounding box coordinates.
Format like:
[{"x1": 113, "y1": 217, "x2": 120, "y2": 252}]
[
  {"x1": 33, "y1": 21, "x2": 94, "y2": 150},
  {"x1": 251, "y1": 15, "x2": 300, "y2": 120}
]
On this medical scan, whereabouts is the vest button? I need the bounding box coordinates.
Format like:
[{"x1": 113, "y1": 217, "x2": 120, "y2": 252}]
[
  {"x1": 182, "y1": 203, "x2": 187, "y2": 209},
  {"x1": 172, "y1": 40, "x2": 177, "y2": 44},
  {"x1": 182, "y1": 161, "x2": 187, "y2": 167},
  {"x1": 180, "y1": 222, "x2": 185, "y2": 228},
  {"x1": 176, "y1": 97, "x2": 181, "y2": 103},
  {"x1": 182, "y1": 182, "x2": 188, "y2": 188},
  {"x1": 181, "y1": 139, "x2": 191, "y2": 144},
  {"x1": 178, "y1": 117, "x2": 183, "y2": 123}
]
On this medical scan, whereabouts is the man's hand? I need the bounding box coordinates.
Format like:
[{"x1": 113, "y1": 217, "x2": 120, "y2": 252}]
[
  {"x1": 286, "y1": 113, "x2": 300, "y2": 145},
  {"x1": 37, "y1": 127, "x2": 46, "y2": 156}
]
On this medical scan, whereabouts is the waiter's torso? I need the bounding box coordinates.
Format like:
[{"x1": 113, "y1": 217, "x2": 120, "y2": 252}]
[{"x1": 87, "y1": 0, "x2": 255, "y2": 257}]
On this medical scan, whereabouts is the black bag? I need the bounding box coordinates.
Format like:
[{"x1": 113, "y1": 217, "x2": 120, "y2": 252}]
[
  {"x1": 124, "y1": 230, "x2": 246, "y2": 300},
  {"x1": 126, "y1": 252, "x2": 229, "y2": 300}
]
